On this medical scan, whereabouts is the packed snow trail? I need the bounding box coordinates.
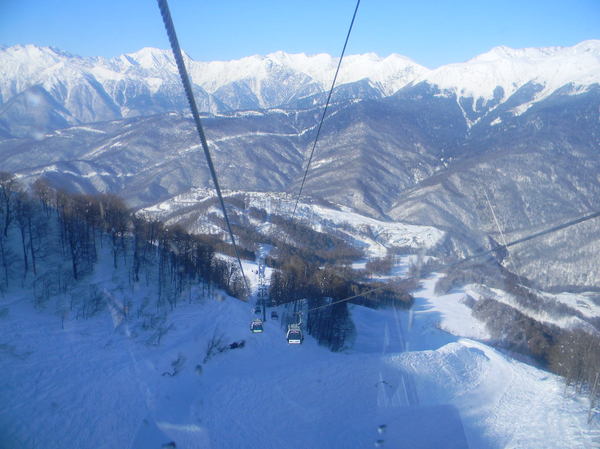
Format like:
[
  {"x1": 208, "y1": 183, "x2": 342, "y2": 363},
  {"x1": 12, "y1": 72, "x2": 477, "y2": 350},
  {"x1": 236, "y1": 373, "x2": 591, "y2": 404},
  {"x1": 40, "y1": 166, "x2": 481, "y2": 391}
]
[{"x1": 397, "y1": 273, "x2": 600, "y2": 449}]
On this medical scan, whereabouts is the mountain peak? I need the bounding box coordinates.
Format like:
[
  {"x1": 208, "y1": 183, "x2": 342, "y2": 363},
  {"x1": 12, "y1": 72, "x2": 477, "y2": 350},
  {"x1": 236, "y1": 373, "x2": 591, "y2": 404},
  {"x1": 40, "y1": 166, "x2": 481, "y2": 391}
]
[
  {"x1": 3, "y1": 43, "x2": 74, "y2": 62},
  {"x1": 571, "y1": 39, "x2": 600, "y2": 55},
  {"x1": 468, "y1": 44, "x2": 562, "y2": 63},
  {"x1": 1, "y1": 41, "x2": 599, "y2": 132},
  {"x1": 415, "y1": 40, "x2": 600, "y2": 106},
  {"x1": 124, "y1": 47, "x2": 175, "y2": 68}
]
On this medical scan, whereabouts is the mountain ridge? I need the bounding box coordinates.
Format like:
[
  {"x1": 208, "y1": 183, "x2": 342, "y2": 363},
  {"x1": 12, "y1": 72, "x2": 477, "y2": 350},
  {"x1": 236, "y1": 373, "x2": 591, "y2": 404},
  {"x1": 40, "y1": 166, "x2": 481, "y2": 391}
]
[
  {"x1": 1, "y1": 41, "x2": 599, "y2": 137},
  {"x1": 1, "y1": 41, "x2": 599, "y2": 289}
]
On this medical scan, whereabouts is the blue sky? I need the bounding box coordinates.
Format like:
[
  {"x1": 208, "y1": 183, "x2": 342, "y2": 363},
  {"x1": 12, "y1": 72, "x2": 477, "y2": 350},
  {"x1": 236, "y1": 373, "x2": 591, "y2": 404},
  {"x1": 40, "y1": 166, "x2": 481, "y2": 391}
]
[{"x1": 1, "y1": 0, "x2": 599, "y2": 68}]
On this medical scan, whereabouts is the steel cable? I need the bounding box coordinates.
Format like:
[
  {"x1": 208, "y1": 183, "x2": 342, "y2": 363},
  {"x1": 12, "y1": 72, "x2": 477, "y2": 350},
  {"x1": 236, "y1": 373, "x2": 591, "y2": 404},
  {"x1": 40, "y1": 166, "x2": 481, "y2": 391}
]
[
  {"x1": 291, "y1": 0, "x2": 361, "y2": 219},
  {"x1": 305, "y1": 209, "x2": 600, "y2": 312},
  {"x1": 157, "y1": 0, "x2": 250, "y2": 294}
]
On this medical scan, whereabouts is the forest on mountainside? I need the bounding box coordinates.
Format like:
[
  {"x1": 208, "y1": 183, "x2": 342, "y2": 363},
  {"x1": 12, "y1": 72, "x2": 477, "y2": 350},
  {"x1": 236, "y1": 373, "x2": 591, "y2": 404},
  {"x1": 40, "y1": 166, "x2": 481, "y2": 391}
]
[
  {"x1": 0, "y1": 171, "x2": 403, "y2": 353},
  {"x1": 0, "y1": 172, "x2": 248, "y2": 309}
]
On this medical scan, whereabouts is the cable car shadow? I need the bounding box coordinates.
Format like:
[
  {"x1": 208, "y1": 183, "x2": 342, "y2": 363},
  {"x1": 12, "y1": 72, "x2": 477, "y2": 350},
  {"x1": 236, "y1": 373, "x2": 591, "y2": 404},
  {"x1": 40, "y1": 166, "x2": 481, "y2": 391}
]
[
  {"x1": 349, "y1": 300, "x2": 459, "y2": 355},
  {"x1": 407, "y1": 291, "x2": 464, "y2": 352}
]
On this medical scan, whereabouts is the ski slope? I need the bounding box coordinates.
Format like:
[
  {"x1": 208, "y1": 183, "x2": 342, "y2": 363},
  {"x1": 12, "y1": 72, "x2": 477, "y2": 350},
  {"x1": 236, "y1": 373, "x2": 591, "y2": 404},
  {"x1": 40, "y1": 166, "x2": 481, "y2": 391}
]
[
  {"x1": 143, "y1": 189, "x2": 445, "y2": 258},
  {"x1": 1, "y1": 258, "x2": 598, "y2": 448}
]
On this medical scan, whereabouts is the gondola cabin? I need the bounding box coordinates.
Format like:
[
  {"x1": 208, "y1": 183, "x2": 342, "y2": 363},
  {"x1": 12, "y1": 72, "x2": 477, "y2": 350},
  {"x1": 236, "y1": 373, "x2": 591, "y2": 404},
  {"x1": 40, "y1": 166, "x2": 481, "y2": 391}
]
[
  {"x1": 286, "y1": 324, "x2": 303, "y2": 344},
  {"x1": 250, "y1": 319, "x2": 264, "y2": 333}
]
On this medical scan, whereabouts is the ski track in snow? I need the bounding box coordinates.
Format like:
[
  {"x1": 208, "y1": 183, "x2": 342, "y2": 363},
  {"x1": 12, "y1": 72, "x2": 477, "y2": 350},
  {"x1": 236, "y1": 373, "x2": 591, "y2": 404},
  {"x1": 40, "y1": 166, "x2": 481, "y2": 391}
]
[{"x1": 1, "y1": 260, "x2": 599, "y2": 448}]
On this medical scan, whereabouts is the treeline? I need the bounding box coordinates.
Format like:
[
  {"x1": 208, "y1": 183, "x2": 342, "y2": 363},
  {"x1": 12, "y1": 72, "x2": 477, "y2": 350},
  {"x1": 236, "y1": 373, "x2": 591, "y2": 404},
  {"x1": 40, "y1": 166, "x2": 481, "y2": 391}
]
[
  {"x1": 0, "y1": 173, "x2": 247, "y2": 304},
  {"x1": 439, "y1": 260, "x2": 599, "y2": 328},
  {"x1": 269, "y1": 256, "x2": 413, "y2": 308},
  {"x1": 365, "y1": 254, "x2": 394, "y2": 275},
  {"x1": 471, "y1": 296, "x2": 600, "y2": 398},
  {"x1": 470, "y1": 296, "x2": 559, "y2": 361},
  {"x1": 441, "y1": 258, "x2": 600, "y2": 397},
  {"x1": 549, "y1": 329, "x2": 600, "y2": 396},
  {"x1": 162, "y1": 193, "x2": 364, "y2": 266},
  {"x1": 306, "y1": 296, "x2": 355, "y2": 352},
  {"x1": 203, "y1": 207, "x2": 362, "y2": 266},
  {"x1": 434, "y1": 259, "x2": 525, "y2": 295},
  {"x1": 267, "y1": 214, "x2": 363, "y2": 264}
]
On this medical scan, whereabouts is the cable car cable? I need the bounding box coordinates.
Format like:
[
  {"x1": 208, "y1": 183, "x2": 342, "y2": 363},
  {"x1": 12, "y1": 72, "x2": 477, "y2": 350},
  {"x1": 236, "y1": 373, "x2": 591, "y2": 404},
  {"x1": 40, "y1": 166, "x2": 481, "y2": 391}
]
[
  {"x1": 157, "y1": 0, "x2": 250, "y2": 294},
  {"x1": 304, "y1": 208, "x2": 600, "y2": 313},
  {"x1": 291, "y1": 0, "x2": 361, "y2": 219},
  {"x1": 477, "y1": 209, "x2": 600, "y2": 255}
]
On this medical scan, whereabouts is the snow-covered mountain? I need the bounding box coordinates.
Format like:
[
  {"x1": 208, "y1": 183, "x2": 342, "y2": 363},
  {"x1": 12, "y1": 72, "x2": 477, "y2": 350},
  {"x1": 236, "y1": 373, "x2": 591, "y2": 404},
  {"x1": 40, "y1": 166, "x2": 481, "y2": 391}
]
[
  {"x1": 413, "y1": 40, "x2": 600, "y2": 125},
  {"x1": 187, "y1": 50, "x2": 426, "y2": 97},
  {"x1": 419, "y1": 40, "x2": 600, "y2": 102},
  {"x1": 2, "y1": 41, "x2": 599, "y2": 137},
  {"x1": 2, "y1": 76, "x2": 599, "y2": 288},
  {"x1": 0, "y1": 44, "x2": 426, "y2": 136},
  {"x1": 1, "y1": 40, "x2": 599, "y2": 289},
  {"x1": 3, "y1": 39, "x2": 600, "y2": 449}
]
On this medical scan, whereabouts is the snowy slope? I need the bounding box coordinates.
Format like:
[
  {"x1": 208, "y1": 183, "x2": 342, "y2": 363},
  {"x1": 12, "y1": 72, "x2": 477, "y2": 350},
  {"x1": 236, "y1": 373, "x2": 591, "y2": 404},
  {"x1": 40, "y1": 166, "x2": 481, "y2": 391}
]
[
  {"x1": 291, "y1": 201, "x2": 445, "y2": 256},
  {"x1": 461, "y1": 284, "x2": 600, "y2": 335},
  {"x1": 140, "y1": 189, "x2": 446, "y2": 257},
  {"x1": 413, "y1": 40, "x2": 600, "y2": 112},
  {"x1": 2, "y1": 260, "x2": 599, "y2": 449},
  {"x1": 187, "y1": 51, "x2": 427, "y2": 95}
]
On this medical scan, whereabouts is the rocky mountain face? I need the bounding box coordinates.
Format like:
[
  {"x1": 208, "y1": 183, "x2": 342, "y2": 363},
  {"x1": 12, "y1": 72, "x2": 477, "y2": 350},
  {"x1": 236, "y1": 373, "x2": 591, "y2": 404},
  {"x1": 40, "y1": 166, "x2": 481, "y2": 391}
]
[{"x1": 1, "y1": 41, "x2": 599, "y2": 288}]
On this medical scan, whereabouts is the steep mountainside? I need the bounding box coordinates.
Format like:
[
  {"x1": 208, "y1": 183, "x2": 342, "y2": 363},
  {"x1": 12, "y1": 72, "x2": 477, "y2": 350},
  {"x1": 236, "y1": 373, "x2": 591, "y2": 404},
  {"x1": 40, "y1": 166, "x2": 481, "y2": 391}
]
[
  {"x1": 387, "y1": 85, "x2": 600, "y2": 287},
  {"x1": 414, "y1": 40, "x2": 600, "y2": 123},
  {"x1": 1, "y1": 41, "x2": 599, "y2": 288}
]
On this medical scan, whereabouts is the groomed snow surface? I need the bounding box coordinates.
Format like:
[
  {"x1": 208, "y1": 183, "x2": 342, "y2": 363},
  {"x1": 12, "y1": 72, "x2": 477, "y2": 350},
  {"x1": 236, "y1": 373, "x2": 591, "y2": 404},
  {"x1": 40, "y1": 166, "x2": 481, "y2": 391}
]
[{"x1": 2, "y1": 258, "x2": 599, "y2": 449}]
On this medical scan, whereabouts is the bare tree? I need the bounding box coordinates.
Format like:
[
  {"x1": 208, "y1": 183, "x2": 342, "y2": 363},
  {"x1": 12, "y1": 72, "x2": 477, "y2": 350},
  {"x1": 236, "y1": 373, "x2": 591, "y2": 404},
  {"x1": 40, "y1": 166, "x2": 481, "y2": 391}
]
[
  {"x1": 32, "y1": 178, "x2": 53, "y2": 217},
  {"x1": 0, "y1": 172, "x2": 20, "y2": 237},
  {"x1": 14, "y1": 191, "x2": 32, "y2": 278},
  {"x1": 99, "y1": 194, "x2": 129, "y2": 268}
]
